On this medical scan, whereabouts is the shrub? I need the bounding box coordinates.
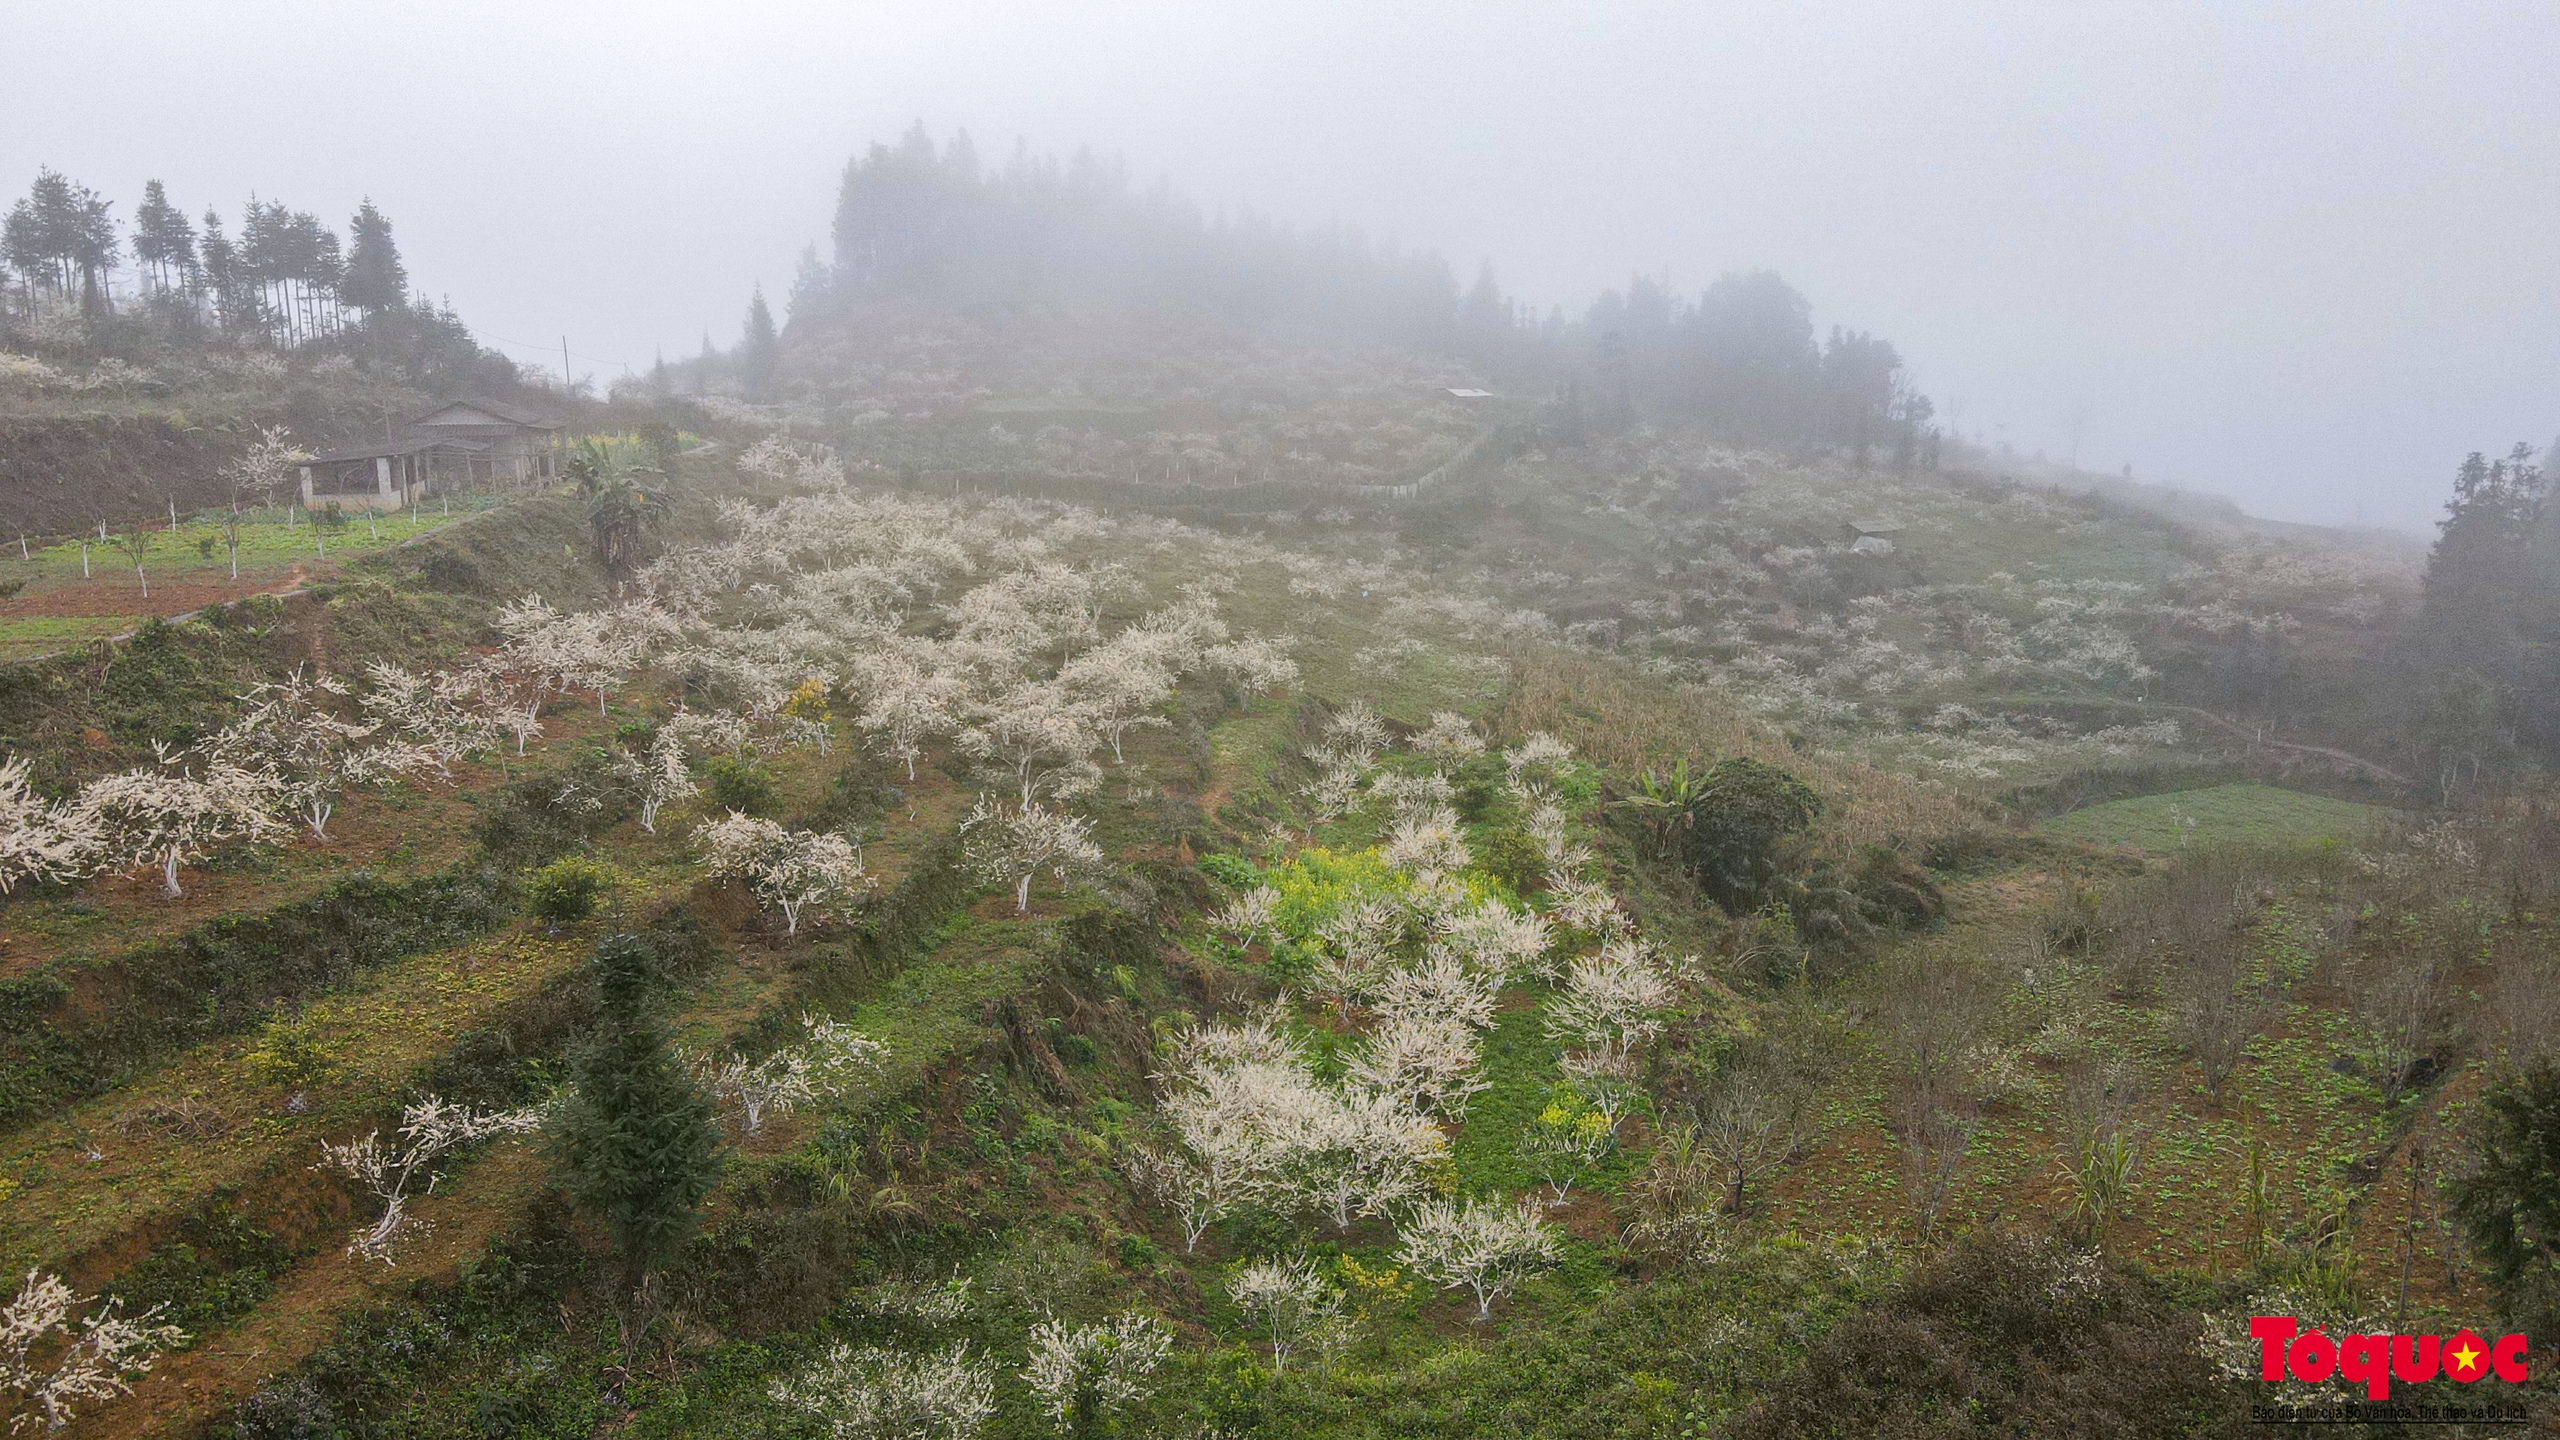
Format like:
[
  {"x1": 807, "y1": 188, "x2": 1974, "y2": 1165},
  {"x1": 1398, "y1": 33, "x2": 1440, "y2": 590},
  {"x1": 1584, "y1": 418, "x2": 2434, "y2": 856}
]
[
  {"x1": 700, "y1": 752, "x2": 779, "y2": 815},
  {"x1": 525, "y1": 856, "x2": 611, "y2": 928},
  {"x1": 1684, "y1": 758, "x2": 1823, "y2": 914},
  {"x1": 1723, "y1": 1230, "x2": 2234, "y2": 1439}
]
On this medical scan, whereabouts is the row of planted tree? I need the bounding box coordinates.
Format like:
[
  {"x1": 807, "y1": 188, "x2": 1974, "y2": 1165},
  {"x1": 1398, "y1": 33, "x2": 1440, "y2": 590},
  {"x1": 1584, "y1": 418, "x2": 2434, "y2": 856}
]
[{"x1": 3, "y1": 169, "x2": 413, "y2": 346}]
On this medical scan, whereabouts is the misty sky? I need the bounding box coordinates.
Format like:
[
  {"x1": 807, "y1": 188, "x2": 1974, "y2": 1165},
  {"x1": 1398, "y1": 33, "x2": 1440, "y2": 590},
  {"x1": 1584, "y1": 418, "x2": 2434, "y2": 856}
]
[{"x1": 7, "y1": 1, "x2": 2556, "y2": 532}]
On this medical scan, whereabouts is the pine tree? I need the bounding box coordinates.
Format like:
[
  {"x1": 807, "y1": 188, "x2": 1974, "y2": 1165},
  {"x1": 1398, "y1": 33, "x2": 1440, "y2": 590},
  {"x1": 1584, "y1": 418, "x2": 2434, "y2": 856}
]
[
  {"x1": 130, "y1": 181, "x2": 196, "y2": 296},
  {"x1": 197, "y1": 209, "x2": 261, "y2": 335},
  {"x1": 340, "y1": 199, "x2": 408, "y2": 312},
  {"x1": 552, "y1": 934, "x2": 722, "y2": 1284},
  {"x1": 2420, "y1": 445, "x2": 2548, "y2": 679},
  {"x1": 2, "y1": 170, "x2": 116, "y2": 310},
  {"x1": 739, "y1": 285, "x2": 781, "y2": 402},
  {"x1": 787, "y1": 244, "x2": 831, "y2": 325}
]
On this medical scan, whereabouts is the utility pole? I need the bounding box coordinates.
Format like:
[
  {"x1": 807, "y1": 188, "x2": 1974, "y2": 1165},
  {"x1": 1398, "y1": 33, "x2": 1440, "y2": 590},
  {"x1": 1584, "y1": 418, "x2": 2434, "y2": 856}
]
[{"x1": 562, "y1": 336, "x2": 572, "y2": 396}]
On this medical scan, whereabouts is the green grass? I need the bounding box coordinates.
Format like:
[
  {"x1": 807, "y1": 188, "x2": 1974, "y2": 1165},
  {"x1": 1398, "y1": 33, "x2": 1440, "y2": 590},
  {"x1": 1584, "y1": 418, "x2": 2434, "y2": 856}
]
[{"x1": 2041, "y1": 781, "x2": 2392, "y2": 852}]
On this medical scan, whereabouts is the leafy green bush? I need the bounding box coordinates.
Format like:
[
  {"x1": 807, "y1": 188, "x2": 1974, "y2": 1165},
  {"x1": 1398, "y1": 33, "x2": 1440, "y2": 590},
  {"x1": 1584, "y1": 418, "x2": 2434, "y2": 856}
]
[
  {"x1": 526, "y1": 856, "x2": 612, "y2": 927},
  {"x1": 1686, "y1": 757, "x2": 1824, "y2": 913},
  {"x1": 700, "y1": 752, "x2": 779, "y2": 815},
  {"x1": 1196, "y1": 852, "x2": 1262, "y2": 891}
]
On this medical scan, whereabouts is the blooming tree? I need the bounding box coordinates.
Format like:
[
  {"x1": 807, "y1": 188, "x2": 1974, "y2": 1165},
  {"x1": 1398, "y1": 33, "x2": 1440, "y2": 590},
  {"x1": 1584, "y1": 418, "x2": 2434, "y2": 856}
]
[
  {"x1": 317, "y1": 1096, "x2": 542, "y2": 1263},
  {"x1": 1212, "y1": 884, "x2": 1280, "y2": 949},
  {"x1": 1548, "y1": 875, "x2": 1632, "y2": 939},
  {"x1": 206, "y1": 668, "x2": 424, "y2": 841},
  {"x1": 1020, "y1": 1313, "x2": 1171, "y2": 1434},
  {"x1": 1380, "y1": 803, "x2": 1470, "y2": 877},
  {"x1": 622, "y1": 728, "x2": 695, "y2": 834},
  {"x1": 360, "y1": 662, "x2": 497, "y2": 780},
  {"x1": 1393, "y1": 1194, "x2": 1561, "y2": 1322},
  {"x1": 1501, "y1": 732, "x2": 1575, "y2": 789},
  {"x1": 959, "y1": 683, "x2": 1100, "y2": 803},
  {"x1": 1371, "y1": 953, "x2": 1501, "y2": 1033},
  {"x1": 220, "y1": 424, "x2": 308, "y2": 510},
  {"x1": 1410, "y1": 711, "x2": 1486, "y2": 761},
  {"x1": 961, "y1": 797, "x2": 1104, "y2": 913},
  {"x1": 1308, "y1": 899, "x2": 1402, "y2": 1014},
  {"x1": 1226, "y1": 1255, "x2": 1344, "y2": 1373},
  {"x1": 849, "y1": 647, "x2": 968, "y2": 780},
  {"x1": 0, "y1": 1269, "x2": 185, "y2": 1433},
  {"x1": 1293, "y1": 1085, "x2": 1449, "y2": 1230},
  {"x1": 1343, "y1": 1011, "x2": 1489, "y2": 1119},
  {"x1": 691, "y1": 1015, "x2": 885, "y2": 1135},
  {"x1": 1544, "y1": 939, "x2": 1675, "y2": 1069},
  {"x1": 768, "y1": 1341, "x2": 997, "y2": 1440},
  {"x1": 0, "y1": 757, "x2": 93, "y2": 895},
  {"x1": 1203, "y1": 634, "x2": 1300, "y2": 699},
  {"x1": 74, "y1": 751, "x2": 284, "y2": 898},
  {"x1": 696, "y1": 813, "x2": 873, "y2": 934},
  {"x1": 1433, "y1": 900, "x2": 1553, "y2": 985}
]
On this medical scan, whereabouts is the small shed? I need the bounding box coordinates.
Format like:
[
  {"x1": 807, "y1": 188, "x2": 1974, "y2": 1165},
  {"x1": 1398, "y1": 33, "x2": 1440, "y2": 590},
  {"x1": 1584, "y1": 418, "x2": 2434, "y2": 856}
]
[
  {"x1": 1844, "y1": 518, "x2": 1905, "y2": 555},
  {"x1": 298, "y1": 437, "x2": 484, "y2": 511},
  {"x1": 406, "y1": 398, "x2": 563, "y2": 485},
  {"x1": 294, "y1": 398, "x2": 563, "y2": 510}
]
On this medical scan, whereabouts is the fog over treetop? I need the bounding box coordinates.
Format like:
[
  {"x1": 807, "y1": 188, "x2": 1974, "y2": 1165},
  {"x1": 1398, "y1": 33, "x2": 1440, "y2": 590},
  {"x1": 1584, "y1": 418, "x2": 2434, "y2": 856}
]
[{"x1": 5, "y1": 2, "x2": 2555, "y2": 527}]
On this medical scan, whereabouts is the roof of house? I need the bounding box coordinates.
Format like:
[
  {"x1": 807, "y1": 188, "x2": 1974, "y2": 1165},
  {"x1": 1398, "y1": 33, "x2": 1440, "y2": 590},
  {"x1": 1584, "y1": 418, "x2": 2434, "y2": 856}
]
[
  {"x1": 1444, "y1": 387, "x2": 1494, "y2": 399},
  {"x1": 411, "y1": 397, "x2": 562, "y2": 430},
  {"x1": 305, "y1": 437, "x2": 491, "y2": 464}
]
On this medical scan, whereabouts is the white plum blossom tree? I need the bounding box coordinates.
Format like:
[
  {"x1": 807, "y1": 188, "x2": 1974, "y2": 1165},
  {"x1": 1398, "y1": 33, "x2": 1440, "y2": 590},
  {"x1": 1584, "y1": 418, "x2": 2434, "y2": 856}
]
[
  {"x1": 1343, "y1": 1011, "x2": 1489, "y2": 1119},
  {"x1": 1308, "y1": 899, "x2": 1403, "y2": 1014},
  {"x1": 696, "y1": 812, "x2": 874, "y2": 934},
  {"x1": 1380, "y1": 804, "x2": 1470, "y2": 877},
  {"x1": 317, "y1": 1096, "x2": 542, "y2": 1263},
  {"x1": 1433, "y1": 900, "x2": 1553, "y2": 985},
  {"x1": 74, "y1": 751, "x2": 285, "y2": 898},
  {"x1": 769, "y1": 1341, "x2": 997, "y2": 1440},
  {"x1": 690, "y1": 1015, "x2": 885, "y2": 1135},
  {"x1": 1371, "y1": 952, "x2": 1501, "y2": 1033},
  {"x1": 961, "y1": 797, "x2": 1104, "y2": 913},
  {"x1": 1293, "y1": 1084, "x2": 1448, "y2": 1230},
  {"x1": 1501, "y1": 732, "x2": 1575, "y2": 789},
  {"x1": 1225, "y1": 1255, "x2": 1344, "y2": 1373},
  {"x1": 960, "y1": 683, "x2": 1101, "y2": 803},
  {"x1": 205, "y1": 668, "x2": 426, "y2": 842},
  {"x1": 850, "y1": 649, "x2": 967, "y2": 780},
  {"x1": 1410, "y1": 711, "x2": 1486, "y2": 761},
  {"x1": 360, "y1": 662, "x2": 498, "y2": 780},
  {"x1": 1212, "y1": 884, "x2": 1280, "y2": 949},
  {"x1": 0, "y1": 757, "x2": 93, "y2": 896},
  {"x1": 1020, "y1": 1312, "x2": 1171, "y2": 1435},
  {"x1": 1548, "y1": 875, "x2": 1631, "y2": 939},
  {"x1": 1393, "y1": 1194, "x2": 1562, "y2": 1322},
  {"x1": 619, "y1": 728, "x2": 695, "y2": 834},
  {"x1": 1203, "y1": 634, "x2": 1300, "y2": 699},
  {"x1": 1545, "y1": 938, "x2": 1676, "y2": 1070},
  {"x1": 0, "y1": 1269, "x2": 185, "y2": 1433}
]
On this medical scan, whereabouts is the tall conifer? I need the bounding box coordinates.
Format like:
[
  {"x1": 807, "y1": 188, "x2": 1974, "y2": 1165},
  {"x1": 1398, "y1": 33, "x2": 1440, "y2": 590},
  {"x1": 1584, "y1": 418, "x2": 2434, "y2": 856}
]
[{"x1": 552, "y1": 934, "x2": 721, "y2": 1284}]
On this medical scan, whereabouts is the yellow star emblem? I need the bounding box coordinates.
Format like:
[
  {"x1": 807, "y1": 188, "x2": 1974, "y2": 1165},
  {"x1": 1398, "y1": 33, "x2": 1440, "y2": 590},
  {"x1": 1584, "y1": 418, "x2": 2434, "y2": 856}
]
[{"x1": 2450, "y1": 1341, "x2": 2483, "y2": 1375}]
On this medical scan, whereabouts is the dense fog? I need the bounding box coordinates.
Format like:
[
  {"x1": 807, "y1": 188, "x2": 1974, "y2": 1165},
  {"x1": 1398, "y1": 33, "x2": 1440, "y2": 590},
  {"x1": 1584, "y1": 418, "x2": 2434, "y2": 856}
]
[{"x1": 4, "y1": 3, "x2": 2556, "y2": 528}]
